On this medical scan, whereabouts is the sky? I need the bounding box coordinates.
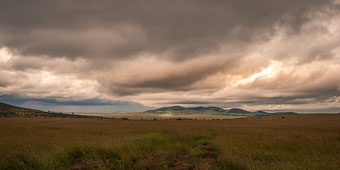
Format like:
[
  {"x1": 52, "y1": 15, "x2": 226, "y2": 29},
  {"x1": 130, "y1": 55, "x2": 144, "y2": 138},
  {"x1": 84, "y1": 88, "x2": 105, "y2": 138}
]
[{"x1": 0, "y1": 0, "x2": 340, "y2": 113}]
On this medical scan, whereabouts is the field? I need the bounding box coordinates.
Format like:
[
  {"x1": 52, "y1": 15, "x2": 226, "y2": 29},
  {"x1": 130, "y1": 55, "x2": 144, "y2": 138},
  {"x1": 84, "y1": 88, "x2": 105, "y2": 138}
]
[
  {"x1": 76, "y1": 112, "x2": 245, "y2": 120},
  {"x1": 0, "y1": 114, "x2": 339, "y2": 169}
]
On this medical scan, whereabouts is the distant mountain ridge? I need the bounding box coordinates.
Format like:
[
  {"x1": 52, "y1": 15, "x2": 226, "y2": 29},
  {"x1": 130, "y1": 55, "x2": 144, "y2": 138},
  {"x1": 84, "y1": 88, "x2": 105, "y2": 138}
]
[
  {"x1": 0, "y1": 101, "x2": 297, "y2": 118},
  {"x1": 145, "y1": 106, "x2": 297, "y2": 116},
  {"x1": 0, "y1": 102, "x2": 97, "y2": 118}
]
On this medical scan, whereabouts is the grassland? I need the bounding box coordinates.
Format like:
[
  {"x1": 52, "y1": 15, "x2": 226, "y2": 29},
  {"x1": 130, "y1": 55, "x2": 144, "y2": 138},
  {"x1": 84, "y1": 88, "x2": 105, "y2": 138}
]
[
  {"x1": 0, "y1": 114, "x2": 339, "y2": 169},
  {"x1": 77, "y1": 112, "x2": 245, "y2": 120}
]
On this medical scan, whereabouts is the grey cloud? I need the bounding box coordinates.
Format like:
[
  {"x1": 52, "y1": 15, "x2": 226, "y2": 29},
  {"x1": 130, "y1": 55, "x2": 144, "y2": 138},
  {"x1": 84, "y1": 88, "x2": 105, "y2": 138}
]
[
  {"x1": 98, "y1": 58, "x2": 236, "y2": 96},
  {"x1": 0, "y1": 94, "x2": 153, "y2": 112},
  {"x1": 0, "y1": 80, "x2": 9, "y2": 87},
  {"x1": 0, "y1": 0, "x2": 337, "y2": 61},
  {"x1": 165, "y1": 101, "x2": 214, "y2": 105},
  {"x1": 243, "y1": 95, "x2": 337, "y2": 105},
  {"x1": 0, "y1": 94, "x2": 120, "y2": 106},
  {"x1": 163, "y1": 95, "x2": 338, "y2": 107},
  {"x1": 301, "y1": 46, "x2": 339, "y2": 64},
  {"x1": 246, "y1": 66, "x2": 340, "y2": 94},
  {"x1": 264, "y1": 108, "x2": 340, "y2": 114},
  {"x1": 233, "y1": 67, "x2": 340, "y2": 108},
  {"x1": 0, "y1": 71, "x2": 13, "y2": 87}
]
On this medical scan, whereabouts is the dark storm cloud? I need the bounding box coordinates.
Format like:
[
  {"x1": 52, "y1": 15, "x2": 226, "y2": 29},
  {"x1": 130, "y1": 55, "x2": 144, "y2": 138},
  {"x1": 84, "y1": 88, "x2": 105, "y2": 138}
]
[
  {"x1": 102, "y1": 59, "x2": 233, "y2": 96},
  {"x1": 0, "y1": 94, "x2": 153, "y2": 112},
  {"x1": 0, "y1": 94, "x2": 133, "y2": 106},
  {"x1": 0, "y1": 80, "x2": 9, "y2": 87},
  {"x1": 0, "y1": 0, "x2": 336, "y2": 61}
]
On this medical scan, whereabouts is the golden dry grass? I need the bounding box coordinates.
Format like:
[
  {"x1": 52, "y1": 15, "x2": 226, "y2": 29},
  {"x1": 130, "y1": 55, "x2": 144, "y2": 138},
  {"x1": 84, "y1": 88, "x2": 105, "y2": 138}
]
[
  {"x1": 0, "y1": 114, "x2": 339, "y2": 169},
  {"x1": 76, "y1": 112, "x2": 245, "y2": 120}
]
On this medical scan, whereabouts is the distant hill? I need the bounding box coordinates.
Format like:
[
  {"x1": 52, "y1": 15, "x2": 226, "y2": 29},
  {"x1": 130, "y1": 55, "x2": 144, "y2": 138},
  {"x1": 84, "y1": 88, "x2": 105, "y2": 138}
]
[
  {"x1": 156, "y1": 106, "x2": 186, "y2": 111},
  {"x1": 0, "y1": 102, "x2": 97, "y2": 118},
  {"x1": 227, "y1": 108, "x2": 249, "y2": 114},
  {"x1": 257, "y1": 111, "x2": 268, "y2": 114},
  {"x1": 145, "y1": 106, "x2": 297, "y2": 116},
  {"x1": 145, "y1": 106, "x2": 228, "y2": 115},
  {"x1": 0, "y1": 102, "x2": 297, "y2": 118},
  {"x1": 269, "y1": 112, "x2": 297, "y2": 115}
]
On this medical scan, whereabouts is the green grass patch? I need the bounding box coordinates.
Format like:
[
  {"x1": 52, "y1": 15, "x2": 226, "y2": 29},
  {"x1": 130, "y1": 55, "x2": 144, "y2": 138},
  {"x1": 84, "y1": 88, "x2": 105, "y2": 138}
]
[
  {"x1": 57, "y1": 145, "x2": 120, "y2": 169},
  {"x1": 0, "y1": 131, "x2": 219, "y2": 169},
  {"x1": 1, "y1": 154, "x2": 41, "y2": 170}
]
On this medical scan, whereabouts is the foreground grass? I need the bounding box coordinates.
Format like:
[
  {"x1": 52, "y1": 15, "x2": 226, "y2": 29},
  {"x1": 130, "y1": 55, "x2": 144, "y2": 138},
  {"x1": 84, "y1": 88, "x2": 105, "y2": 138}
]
[
  {"x1": 0, "y1": 114, "x2": 339, "y2": 169},
  {"x1": 0, "y1": 128, "x2": 216, "y2": 169},
  {"x1": 0, "y1": 131, "x2": 215, "y2": 169}
]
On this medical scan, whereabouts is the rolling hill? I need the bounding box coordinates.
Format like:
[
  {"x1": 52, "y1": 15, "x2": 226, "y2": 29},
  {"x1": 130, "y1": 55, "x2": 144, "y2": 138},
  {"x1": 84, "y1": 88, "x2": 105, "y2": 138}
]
[
  {"x1": 145, "y1": 106, "x2": 297, "y2": 116},
  {"x1": 0, "y1": 102, "x2": 96, "y2": 118}
]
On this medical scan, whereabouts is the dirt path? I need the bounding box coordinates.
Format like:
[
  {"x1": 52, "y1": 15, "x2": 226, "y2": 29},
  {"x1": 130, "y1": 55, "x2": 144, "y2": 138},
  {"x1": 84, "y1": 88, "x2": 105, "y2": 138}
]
[
  {"x1": 198, "y1": 143, "x2": 217, "y2": 169},
  {"x1": 171, "y1": 136, "x2": 218, "y2": 170},
  {"x1": 172, "y1": 152, "x2": 193, "y2": 169}
]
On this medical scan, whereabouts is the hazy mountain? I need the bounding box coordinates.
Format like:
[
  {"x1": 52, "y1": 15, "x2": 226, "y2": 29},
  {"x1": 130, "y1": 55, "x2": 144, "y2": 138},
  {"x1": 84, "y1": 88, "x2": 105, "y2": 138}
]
[
  {"x1": 0, "y1": 102, "x2": 94, "y2": 118},
  {"x1": 0, "y1": 101, "x2": 297, "y2": 118},
  {"x1": 145, "y1": 106, "x2": 227, "y2": 114},
  {"x1": 227, "y1": 108, "x2": 250, "y2": 114},
  {"x1": 257, "y1": 111, "x2": 268, "y2": 114},
  {"x1": 269, "y1": 112, "x2": 297, "y2": 115},
  {"x1": 145, "y1": 106, "x2": 297, "y2": 116}
]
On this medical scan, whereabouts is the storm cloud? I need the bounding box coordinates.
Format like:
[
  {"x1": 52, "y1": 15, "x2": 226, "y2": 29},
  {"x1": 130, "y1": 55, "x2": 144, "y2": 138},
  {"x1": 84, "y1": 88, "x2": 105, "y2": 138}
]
[{"x1": 0, "y1": 0, "x2": 339, "y2": 112}]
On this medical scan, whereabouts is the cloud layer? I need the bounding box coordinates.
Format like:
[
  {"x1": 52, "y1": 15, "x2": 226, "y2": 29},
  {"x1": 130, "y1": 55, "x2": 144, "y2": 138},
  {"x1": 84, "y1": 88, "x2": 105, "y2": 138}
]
[{"x1": 0, "y1": 0, "x2": 340, "y2": 112}]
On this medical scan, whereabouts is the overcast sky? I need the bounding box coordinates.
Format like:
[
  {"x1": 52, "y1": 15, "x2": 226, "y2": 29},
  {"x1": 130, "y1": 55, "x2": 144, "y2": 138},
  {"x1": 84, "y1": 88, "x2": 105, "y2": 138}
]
[{"x1": 1, "y1": 0, "x2": 340, "y2": 113}]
